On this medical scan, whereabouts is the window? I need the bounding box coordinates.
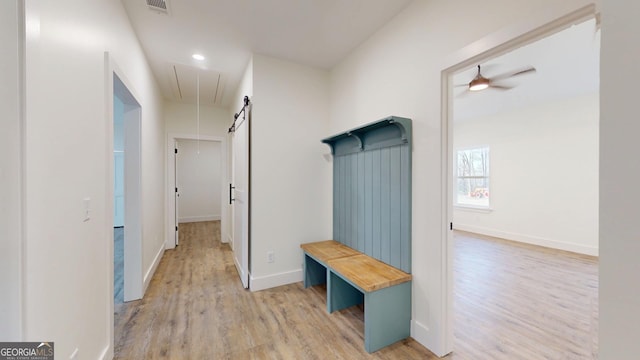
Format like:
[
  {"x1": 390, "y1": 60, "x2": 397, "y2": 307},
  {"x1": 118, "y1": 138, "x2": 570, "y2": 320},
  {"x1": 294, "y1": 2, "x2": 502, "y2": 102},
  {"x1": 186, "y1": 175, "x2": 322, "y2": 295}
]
[{"x1": 456, "y1": 146, "x2": 490, "y2": 208}]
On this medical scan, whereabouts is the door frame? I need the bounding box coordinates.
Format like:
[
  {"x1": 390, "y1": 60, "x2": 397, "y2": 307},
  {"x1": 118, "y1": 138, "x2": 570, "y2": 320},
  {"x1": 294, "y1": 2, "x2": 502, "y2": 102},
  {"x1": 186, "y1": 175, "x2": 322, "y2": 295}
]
[
  {"x1": 166, "y1": 133, "x2": 227, "y2": 250},
  {"x1": 105, "y1": 52, "x2": 144, "y2": 356},
  {"x1": 438, "y1": 4, "x2": 598, "y2": 355}
]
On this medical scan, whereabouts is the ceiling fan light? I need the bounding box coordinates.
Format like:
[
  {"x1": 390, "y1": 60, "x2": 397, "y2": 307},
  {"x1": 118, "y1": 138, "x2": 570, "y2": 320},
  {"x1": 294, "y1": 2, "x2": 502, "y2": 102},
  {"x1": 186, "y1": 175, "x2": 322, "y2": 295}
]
[{"x1": 469, "y1": 78, "x2": 489, "y2": 91}]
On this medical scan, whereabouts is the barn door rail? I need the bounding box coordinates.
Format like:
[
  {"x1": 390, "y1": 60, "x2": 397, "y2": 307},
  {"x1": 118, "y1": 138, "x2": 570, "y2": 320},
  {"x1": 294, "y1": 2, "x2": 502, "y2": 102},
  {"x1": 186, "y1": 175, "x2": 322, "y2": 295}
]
[{"x1": 228, "y1": 95, "x2": 251, "y2": 133}]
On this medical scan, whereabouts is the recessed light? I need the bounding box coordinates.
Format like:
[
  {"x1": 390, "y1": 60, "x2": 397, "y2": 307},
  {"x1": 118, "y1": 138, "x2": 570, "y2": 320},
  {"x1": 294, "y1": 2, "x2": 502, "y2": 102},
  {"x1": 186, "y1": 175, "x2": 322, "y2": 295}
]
[{"x1": 192, "y1": 54, "x2": 205, "y2": 61}]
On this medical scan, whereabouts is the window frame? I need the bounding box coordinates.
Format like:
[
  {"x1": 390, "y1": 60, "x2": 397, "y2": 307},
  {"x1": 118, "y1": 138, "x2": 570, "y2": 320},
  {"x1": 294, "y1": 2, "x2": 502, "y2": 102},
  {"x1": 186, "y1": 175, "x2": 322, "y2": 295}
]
[{"x1": 454, "y1": 146, "x2": 491, "y2": 210}]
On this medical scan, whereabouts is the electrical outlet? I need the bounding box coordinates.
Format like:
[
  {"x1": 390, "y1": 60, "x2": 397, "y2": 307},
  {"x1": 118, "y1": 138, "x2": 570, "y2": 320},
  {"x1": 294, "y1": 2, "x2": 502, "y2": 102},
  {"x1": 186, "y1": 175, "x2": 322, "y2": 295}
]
[{"x1": 267, "y1": 251, "x2": 275, "y2": 263}]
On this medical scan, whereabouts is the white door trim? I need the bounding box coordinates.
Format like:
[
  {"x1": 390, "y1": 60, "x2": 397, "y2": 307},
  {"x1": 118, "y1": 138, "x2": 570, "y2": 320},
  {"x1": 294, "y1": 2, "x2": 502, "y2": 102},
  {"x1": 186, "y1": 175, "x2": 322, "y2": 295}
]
[
  {"x1": 438, "y1": 4, "x2": 598, "y2": 356},
  {"x1": 166, "y1": 133, "x2": 227, "y2": 250},
  {"x1": 104, "y1": 52, "x2": 144, "y2": 359}
]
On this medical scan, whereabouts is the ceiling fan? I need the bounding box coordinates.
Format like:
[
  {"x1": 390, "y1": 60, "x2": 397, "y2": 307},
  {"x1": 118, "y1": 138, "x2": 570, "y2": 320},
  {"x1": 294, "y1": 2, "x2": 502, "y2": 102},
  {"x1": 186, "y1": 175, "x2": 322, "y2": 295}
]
[{"x1": 457, "y1": 64, "x2": 536, "y2": 94}]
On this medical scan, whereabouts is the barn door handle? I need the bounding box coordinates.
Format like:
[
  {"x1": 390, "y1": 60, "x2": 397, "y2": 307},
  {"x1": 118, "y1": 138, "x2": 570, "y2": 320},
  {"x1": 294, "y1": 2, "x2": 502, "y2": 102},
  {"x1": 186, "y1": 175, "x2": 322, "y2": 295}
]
[{"x1": 229, "y1": 183, "x2": 235, "y2": 204}]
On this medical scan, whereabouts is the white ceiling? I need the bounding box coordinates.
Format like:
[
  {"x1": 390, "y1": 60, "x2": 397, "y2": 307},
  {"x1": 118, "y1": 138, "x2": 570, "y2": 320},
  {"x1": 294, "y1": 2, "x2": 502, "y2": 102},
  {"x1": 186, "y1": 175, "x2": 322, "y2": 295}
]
[
  {"x1": 121, "y1": 0, "x2": 413, "y2": 107},
  {"x1": 453, "y1": 19, "x2": 600, "y2": 121}
]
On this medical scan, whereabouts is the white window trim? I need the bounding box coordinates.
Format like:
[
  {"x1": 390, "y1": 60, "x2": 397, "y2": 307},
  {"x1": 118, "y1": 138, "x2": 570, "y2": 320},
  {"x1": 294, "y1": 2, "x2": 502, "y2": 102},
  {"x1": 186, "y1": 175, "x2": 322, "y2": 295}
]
[
  {"x1": 454, "y1": 146, "x2": 491, "y2": 209},
  {"x1": 454, "y1": 204, "x2": 494, "y2": 213}
]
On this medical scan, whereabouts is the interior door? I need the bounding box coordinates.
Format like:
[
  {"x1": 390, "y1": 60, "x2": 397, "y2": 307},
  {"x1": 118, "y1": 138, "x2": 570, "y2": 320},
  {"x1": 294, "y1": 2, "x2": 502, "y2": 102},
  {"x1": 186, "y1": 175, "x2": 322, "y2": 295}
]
[
  {"x1": 174, "y1": 141, "x2": 180, "y2": 246},
  {"x1": 232, "y1": 106, "x2": 250, "y2": 289}
]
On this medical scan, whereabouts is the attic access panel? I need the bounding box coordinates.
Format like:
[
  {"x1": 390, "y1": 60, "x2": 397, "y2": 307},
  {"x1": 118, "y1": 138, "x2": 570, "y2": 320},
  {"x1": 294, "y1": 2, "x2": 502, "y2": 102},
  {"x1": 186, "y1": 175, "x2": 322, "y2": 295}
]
[
  {"x1": 322, "y1": 116, "x2": 412, "y2": 273},
  {"x1": 168, "y1": 63, "x2": 225, "y2": 105}
]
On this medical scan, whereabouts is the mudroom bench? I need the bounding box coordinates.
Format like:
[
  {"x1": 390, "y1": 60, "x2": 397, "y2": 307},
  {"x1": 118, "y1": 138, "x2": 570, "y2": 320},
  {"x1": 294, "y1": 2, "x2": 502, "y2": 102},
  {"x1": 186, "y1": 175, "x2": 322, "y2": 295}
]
[
  {"x1": 301, "y1": 116, "x2": 413, "y2": 353},
  {"x1": 301, "y1": 240, "x2": 412, "y2": 353}
]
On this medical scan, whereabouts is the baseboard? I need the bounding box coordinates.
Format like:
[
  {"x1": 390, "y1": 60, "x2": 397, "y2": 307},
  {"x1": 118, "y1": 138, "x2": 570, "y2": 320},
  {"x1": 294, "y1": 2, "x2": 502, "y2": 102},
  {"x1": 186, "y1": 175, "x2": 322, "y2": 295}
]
[
  {"x1": 454, "y1": 224, "x2": 599, "y2": 256},
  {"x1": 226, "y1": 234, "x2": 233, "y2": 248},
  {"x1": 249, "y1": 269, "x2": 303, "y2": 292},
  {"x1": 233, "y1": 256, "x2": 248, "y2": 287},
  {"x1": 178, "y1": 215, "x2": 220, "y2": 223},
  {"x1": 411, "y1": 320, "x2": 451, "y2": 357},
  {"x1": 98, "y1": 344, "x2": 111, "y2": 360},
  {"x1": 222, "y1": 233, "x2": 231, "y2": 244},
  {"x1": 143, "y1": 242, "x2": 165, "y2": 293}
]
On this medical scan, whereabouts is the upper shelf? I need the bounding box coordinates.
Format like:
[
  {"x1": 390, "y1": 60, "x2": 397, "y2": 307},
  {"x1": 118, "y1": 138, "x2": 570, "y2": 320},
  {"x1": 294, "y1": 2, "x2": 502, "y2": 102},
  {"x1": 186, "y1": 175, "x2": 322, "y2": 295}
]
[{"x1": 322, "y1": 116, "x2": 412, "y2": 156}]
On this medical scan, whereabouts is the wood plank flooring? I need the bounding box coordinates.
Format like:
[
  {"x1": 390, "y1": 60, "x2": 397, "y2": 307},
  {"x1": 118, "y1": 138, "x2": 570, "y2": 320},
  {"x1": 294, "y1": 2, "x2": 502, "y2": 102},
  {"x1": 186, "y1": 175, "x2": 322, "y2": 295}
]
[
  {"x1": 114, "y1": 221, "x2": 436, "y2": 359},
  {"x1": 453, "y1": 231, "x2": 598, "y2": 359},
  {"x1": 114, "y1": 223, "x2": 598, "y2": 359}
]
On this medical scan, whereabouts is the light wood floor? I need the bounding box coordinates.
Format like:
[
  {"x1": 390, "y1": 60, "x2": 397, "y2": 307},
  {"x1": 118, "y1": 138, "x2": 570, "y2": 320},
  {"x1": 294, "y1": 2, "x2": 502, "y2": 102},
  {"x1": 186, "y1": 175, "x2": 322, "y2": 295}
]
[
  {"x1": 114, "y1": 223, "x2": 598, "y2": 359},
  {"x1": 114, "y1": 221, "x2": 437, "y2": 359},
  {"x1": 453, "y1": 231, "x2": 598, "y2": 359}
]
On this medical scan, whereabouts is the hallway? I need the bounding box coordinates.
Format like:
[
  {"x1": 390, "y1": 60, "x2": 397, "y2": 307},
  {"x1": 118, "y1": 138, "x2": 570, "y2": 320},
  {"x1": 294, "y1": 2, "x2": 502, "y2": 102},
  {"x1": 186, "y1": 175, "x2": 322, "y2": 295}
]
[{"x1": 113, "y1": 221, "x2": 436, "y2": 359}]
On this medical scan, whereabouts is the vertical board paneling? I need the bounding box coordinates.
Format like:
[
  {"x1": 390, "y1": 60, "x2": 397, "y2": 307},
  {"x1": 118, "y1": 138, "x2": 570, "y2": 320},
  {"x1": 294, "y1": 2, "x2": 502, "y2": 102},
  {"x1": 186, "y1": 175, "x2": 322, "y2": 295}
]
[
  {"x1": 364, "y1": 152, "x2": 373, "y2": 255},
  {"x1": 327, "y1": 117, "x2": 412, "y2": 273},
  {"x1": 344, "y1": 155, "x2": 354, "y2": 246},
  {"x1": 342, "y1": 155, "x2": 348, "y2": 244},
  {"x1": 372, "y1": 149, "x2": 382, "y2": 260},
  {"x1": 389, "y1": 147, "x2": 402, "y2": 267},
  {"x1": 380, "y1": 148, "x2": 391, "y2": 265},
  {"x1": 357, "y1": 152, "x2": 366, "y2": 252},
  {"x1": 350, "y1": 154, "x2": 358, "y2": 249},
  {"x1": 333, "y1": 156, "x2": 340, "y2": 241},
  {"x1": 342, "y1": 155, "x2": 349, "y2": 247},
  {"x1": 400, "y1": 146, "x2": 411, "y2": 271},
  {"x1": 340, "y1": 156, "x2": 347, "y2": 241},
  {"x1": 337, "y1": 156, "x2": 348, "y2": 244}
]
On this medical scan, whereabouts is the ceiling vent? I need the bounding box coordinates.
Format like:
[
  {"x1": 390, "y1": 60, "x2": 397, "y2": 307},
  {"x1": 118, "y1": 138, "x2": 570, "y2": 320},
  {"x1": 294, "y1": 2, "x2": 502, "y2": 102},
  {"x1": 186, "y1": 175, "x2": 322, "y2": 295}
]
[{"x1": 146, "y1": 0, "x2": 169, "y2": 14}]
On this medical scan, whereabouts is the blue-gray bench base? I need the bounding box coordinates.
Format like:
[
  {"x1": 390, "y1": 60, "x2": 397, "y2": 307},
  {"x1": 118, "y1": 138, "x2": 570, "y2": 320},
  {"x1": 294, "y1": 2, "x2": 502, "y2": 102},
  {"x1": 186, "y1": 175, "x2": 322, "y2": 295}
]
[{"x1": 303, "y1": 253, "x2": 411, "y2": 353}]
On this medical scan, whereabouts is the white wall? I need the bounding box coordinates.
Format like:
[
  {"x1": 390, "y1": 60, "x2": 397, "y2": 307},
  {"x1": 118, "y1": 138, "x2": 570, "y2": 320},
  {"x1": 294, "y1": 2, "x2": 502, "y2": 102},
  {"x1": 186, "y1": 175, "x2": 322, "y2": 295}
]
[
  {"x1": 165, "y1": 101, "x2": 230, "y2": 136},
  {"x1": 0, "y1": 0, "x2": 23, "y2": 341},
  {"x1": 329, "y1": 0, "x2": 598, "y2": 355},
  {"x1": 599, "y1": 0, "x2": 640, "y2": 357},
  {"x1": 249, "y1": 54, "x2": 333, "y2": 291},
  {"x1": 22, "y1": 1, "x2": 164, "y2": 359},
  {"x1": 453, "y1": 94, "x2": 599, "y2": 255},
  {"x1": 177, "y1": 139, "x2": 222, "y2": 222}
]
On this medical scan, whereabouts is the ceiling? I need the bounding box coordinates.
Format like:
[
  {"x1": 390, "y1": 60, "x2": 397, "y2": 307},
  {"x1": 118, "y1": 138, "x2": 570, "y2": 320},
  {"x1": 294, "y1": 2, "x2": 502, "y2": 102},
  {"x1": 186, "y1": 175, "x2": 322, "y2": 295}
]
[
  {"x1": 121, "y1": 0, "x2": 413, "y2": 108},
  {"x1": 453, "y1": 18, "x2": 600, "y2": 121}
]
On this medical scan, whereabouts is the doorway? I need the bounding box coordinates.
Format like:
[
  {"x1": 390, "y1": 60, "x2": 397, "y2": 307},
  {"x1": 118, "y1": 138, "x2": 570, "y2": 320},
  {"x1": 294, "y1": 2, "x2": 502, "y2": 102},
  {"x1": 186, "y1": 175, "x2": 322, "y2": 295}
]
[
  {"x1": 113, "y1": 73, "x2": 143, "y2": 304},
  {"x1": 441, "y1": 5, "x2": 599, "y2": 356},
  {"x1": 113, "y1": 93, "x2": 124, "y2": 304},
  {"x1": 176, "y1": 139, "x2": 223, "y2": 235},
  {"x1": 167, "y1": 134, "x2": 227, "y2": 250}
]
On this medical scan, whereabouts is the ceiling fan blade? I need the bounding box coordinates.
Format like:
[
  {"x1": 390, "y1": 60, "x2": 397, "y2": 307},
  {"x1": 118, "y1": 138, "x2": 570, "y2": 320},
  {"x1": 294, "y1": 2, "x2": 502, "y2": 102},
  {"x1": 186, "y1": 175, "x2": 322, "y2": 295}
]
[
  {"x1": 490, "y1": 66, "x2": 536, "y2": 82},
  {"x1": 490, "y1": 84, "x2": 513, "y2": 90},
  {"x1": 456, "y1": 89, "x2": 471, "y2": 98}
]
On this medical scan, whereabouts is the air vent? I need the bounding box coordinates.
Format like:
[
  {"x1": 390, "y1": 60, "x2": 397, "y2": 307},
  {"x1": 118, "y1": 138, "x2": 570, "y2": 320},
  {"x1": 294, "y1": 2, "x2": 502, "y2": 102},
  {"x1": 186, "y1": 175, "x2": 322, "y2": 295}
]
[{"x1": 146, "y1": 0, "x2": 168, "y2": 13}]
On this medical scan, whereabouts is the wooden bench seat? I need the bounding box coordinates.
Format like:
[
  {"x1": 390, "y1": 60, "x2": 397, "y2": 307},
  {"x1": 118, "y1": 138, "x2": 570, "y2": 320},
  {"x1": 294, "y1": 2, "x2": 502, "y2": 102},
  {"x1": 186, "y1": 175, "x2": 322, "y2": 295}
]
[
  {"x1": 301, "y1": 241, "x2": 412, "y2": 353},
  {"x1": 328, "y1": 254, "x2": 412, "y2": 292},
  {"x1": 300, "y1": 240, "x2": 359, "y2": 264}
]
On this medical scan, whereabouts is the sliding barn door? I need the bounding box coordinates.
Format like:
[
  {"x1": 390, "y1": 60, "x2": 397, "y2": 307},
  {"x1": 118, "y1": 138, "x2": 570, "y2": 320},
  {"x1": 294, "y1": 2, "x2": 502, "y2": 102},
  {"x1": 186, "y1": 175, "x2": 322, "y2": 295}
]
[{"x1": 231, "y1": 107, "x2": 250, "y2": 289}]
